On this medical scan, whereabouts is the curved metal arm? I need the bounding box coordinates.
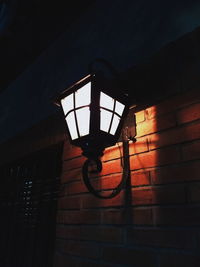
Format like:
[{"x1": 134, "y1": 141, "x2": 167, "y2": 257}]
[{"x1": 82, "y1": 139, "x2": 130, "y2": 199}]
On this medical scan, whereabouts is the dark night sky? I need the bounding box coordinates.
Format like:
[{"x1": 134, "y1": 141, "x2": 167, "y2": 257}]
[
  {"x1": 0, "y1": 0, "x2": 94, "y2": 91},
  {"x1": 1, "y1": 0, "x2": 200, "y2": 92}
]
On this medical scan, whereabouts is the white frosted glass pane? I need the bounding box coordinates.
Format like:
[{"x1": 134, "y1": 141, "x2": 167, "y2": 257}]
[
  {"x1": 100, "y1": 108, "x2": 113, "y2": 133},
  {"x1": 75, "y1": 82, "x2": 91, "y2": 107},
  {"x1": 61, "y1": 93, "x2": 73, "y2": 115},
  {"x1": 110, "y1": 115, "x2": 120, "y2": 135},
  {"x1": 66, "y1": 112, "x2": 78, "y2": 140},
  {"x1": 76, "y1": 107, "x2": 90, "y2": 137},
  {"x1": 100, "y1": 92, "x2": 114, "y2": 111},
  {"x1": 115, "y1": 101, "x2": 125, "y2": 116}
]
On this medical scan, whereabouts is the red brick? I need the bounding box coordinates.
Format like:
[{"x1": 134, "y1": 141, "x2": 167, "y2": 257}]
[
  {"x1": 102, "y1": 137, "x2": 149, "y2": 161},
  {"x1": 145, "y1": 89, "x2": 200, "y2": 120},
  {"x1": 102, "y1": 246, "x2": 156, "y2": 267},
  {"x1": 87, "y1": 173, "x2": 123, "y2": 191},
  {"x1": 55, "y1": 88, "x2": 200, "y2": 267},
  {"x1": 177, "y1": 102, "x2": 200, "y2": 124},
  {"x1": 81, "y1": 226, "x2": 123, "y2": 243},
  {"x1": 56, "y1": 226, "x2": 81, "y2": 240},
  {"x1": 132, "y1": 185, "x2": 186, "y2": 206},
  {"x1": 63, "y1": 240, "x2": 100, "y2": 259},
  {"x1": 101, "y1": 209, "x2": 126, "y2": 225},
  {"x1": 129, "y1": 137, "x2": 149, "y2": 155},
  {"x1": 57, "y1": 210, "x2": 100, "y2": 224},
  {"x1": 132, "y1": 207, "x2": 153, "y2": 225},
  {"x1": 63, "y1": 159, "x2": 122, "y2": 185},
  {"x1": 182, "y1": 140, "x2": 200, "y2": 161},
  {"x1": 148, "y1": 121, "x2": 200, "y2": 150},
  {"x1": 101, "y1": 207, "x2": 153, "y2": 225},
  {"x1": 160, "y1": 253, "x2": 200, "y2": 267},
  {"x1": 101, "y1": 159, "x2": 122, "y2": 175},
  {"x1": 65, "y1": 174, "x2": 123, "y2": 196},
  {"x1": 102, "y1": 143, "x2": 122, "y2": 161},
  {"x1": 62, "y1": 139, "x2": 82, "y2": 160},
  {"x1": 78, "y1": 210, "x2": 101, "y2": 224},
  {"x1": 151, "y1": 160, "x2": 200, "y2": 184},
  {"x1": 131, "y1": 171, "x2": 151, "y2": 186},
  {"x1": 62, "y1": 156, "x2": 85, "y2": 171},
  {"x1": 81, "y1": 190, "x2": 124, "y2": 208},
  {"x1": 145, "y1": 106, "x2": 158, "y2": 120},
  {"x1": 61, "y1": 168, "x2": 81, "y2": 183},
  {"x1": 154, "y1": 205, "x2": 200, "y2": 226},
  {"x1": 127, "y1": 228, "x2": 195, "y2": 249},
  {"x1": 130, "y1": 146, "x2": 180, "y2": 170},
  {"x1": 132, "y1": 187, "x2": 154, "y2": 205},
  {"x1": 57, "y1": 196, "x2": 81, "y2": 210},
  {"x1": 135, "y1": 110, "x2": 145, "y2": 123},
  {"x1": 95, "y1": 174, "x2": 123, "y2": 190},
  {"x1": 57, "y1": 211, "x2": 76, "y2": 224},
  {"x1": 136, "y1": 113, "x2": 176, "y2": 137},
  {"x1": 65, "y1": 180, "x2": 87, "y2": 195}
]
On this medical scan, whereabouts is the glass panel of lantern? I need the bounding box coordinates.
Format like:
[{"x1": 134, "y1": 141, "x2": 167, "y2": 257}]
[
  {"x1": 60, "y1": 76, "x2": 126, "y2": 142},
  {"x1": 100, "y1": 92, "x2": 125, "y2": 135},
  {"x1": 61, "y1": 82, "x2": 91, "y2": 140}
]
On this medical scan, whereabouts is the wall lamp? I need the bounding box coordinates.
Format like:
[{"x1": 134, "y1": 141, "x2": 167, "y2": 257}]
[{"x1": 54, "y1": 60, "x2": 136, "y2": 198}]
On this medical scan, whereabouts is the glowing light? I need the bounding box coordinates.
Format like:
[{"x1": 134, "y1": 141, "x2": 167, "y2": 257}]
[
  {"x1": 100, "y1": 92, "x2": 114, "y2": 110},
  {"x1": 66, "y1": 112, "x2": 78, "y2": 140},
  {"x1": 75, "y1": 82, "x2": 91, "y2": 107},
  {"x1": 110, "y1": 115, "x2": 120, "y2": 135},
  {"x1": 115, "y1": 101, "x2": 125, "y2": 115},
  {"x1": 76, "y1": 107, "x2": 90, "y2": 136},
  {"x1": 61, "y1": 82, "x2": 91, "y2": 140},
  {"x1": 61, "y1": 94, "x2": 73, "y2": 115},
  {"x1": 100, "y1": 109, "x2": 112, "y2": 132},
  {"x1": 100, "y1": 92, "x2": 124, "y2": 135}
]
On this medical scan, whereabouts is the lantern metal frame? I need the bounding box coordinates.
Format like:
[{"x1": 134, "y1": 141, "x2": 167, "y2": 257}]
[
  {"x1": 54, "y1": 71, "x2": 135, "y2": 199},
  {"x1": 55, "y1": 72, "x2": 130, "y2": 158}
]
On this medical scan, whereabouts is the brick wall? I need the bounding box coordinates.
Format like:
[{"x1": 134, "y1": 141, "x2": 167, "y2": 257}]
[{"x1": 54, "y1": 88, "x2": 200, "y2": 267}]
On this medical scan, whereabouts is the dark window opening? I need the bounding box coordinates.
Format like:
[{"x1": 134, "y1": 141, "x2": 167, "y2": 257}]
[{"x1": 0, "y1": 143, "x2": 63, "y2": 267}]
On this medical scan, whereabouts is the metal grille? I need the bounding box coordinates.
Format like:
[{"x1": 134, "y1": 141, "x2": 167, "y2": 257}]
[{"x1": 0, "y1": 144, "x2": 62, "y2": 267}]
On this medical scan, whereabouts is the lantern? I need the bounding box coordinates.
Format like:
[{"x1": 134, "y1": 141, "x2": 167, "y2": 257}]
[
  {"x1": 54, "y1": 72, "x2": 132, "y2": 198},
  {"x1": 55, "y1": 73, "x2": 129, "y2": 158}
]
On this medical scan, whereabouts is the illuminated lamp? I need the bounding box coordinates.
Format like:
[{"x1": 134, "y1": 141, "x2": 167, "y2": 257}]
[{"x1": 54, "y1": 63, "x2": 135, "y2": 198}]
